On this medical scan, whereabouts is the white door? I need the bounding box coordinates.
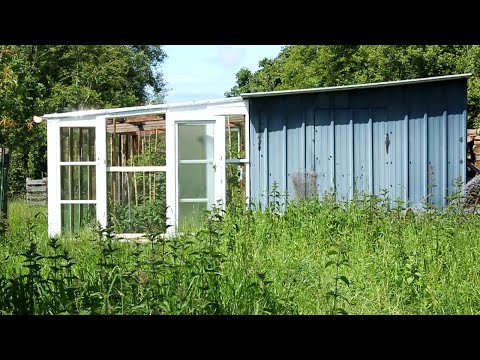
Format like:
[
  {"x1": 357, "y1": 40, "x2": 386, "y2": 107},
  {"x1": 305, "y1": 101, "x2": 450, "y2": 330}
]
[
  {"x1": 49, "y1": 116, "x2": 107, "y2": 235},
  {"x1": 166, "y1": 115, "x2": 225, "y2": 231}
]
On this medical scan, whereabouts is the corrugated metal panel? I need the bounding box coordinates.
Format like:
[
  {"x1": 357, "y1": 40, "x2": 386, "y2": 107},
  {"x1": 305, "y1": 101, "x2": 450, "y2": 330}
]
[
  {"x1": 268, "y1": 100, "x2": 285, "y2": 201},
  {"x1": 427, "y1": 85, "x2": 445, "y2": 206},
  {"x1": 372, "y1": 109, "x2": 389, "y2": 197},
  {"x1": 334, "y1": 109, "x2": 353, "y2": 201},
  {"x1": 249, "y1": 102, "x2": 259, "y2": 208},
  {"x1": 249, "y1": 78, "x2": 467, "y2": 210},
  {"x1": 353, "y1": 109, "x2": 371, "y2": 195},
  {"x1": 388, "y1": 88, "x2": 408, "y2": 204},
  {"x1": 446, "y1": 79, "x2": 467, "y2": 197},
  {"x1": 286, "y1": 98, "x2": 305, "y2": 201},
  {"x1": 408, "y1": 115, "x2": 427, "y2": 204},
  {"x1": 314, "y1": 109, "x2": 334, "y2": 195}
]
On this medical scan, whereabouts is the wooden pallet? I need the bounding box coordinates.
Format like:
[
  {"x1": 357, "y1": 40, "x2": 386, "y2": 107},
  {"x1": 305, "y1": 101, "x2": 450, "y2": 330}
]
[{"x1": 26, "y1": 177, "x2": 47, "y2": 205}]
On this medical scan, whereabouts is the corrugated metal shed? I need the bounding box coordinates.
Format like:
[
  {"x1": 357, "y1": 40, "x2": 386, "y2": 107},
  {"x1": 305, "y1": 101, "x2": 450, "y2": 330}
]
[{"x1": 246, "y1": 74, "x2": 470, "y2": 209}]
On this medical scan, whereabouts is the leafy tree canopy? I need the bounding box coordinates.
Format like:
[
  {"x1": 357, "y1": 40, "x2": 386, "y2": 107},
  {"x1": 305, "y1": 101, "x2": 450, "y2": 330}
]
[
  {"x1": 0, "y1": 45, "x2": 167, "y2": 194},
  {"x1": 226, "y1": 45, "x2": 480, "y2": 127}
]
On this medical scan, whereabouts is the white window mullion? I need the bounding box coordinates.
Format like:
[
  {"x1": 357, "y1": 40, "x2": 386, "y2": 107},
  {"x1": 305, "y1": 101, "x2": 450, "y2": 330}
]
[
  {"x1": 60, "y1": 200, "x2": 97, "y2": 204},
  {"x1": 244, "y1": 100, "x2": 251, "y2": 207},
  {"x1": 165, "y1": 112, "x2": 176, "y2": 234},
  {"x1": 96, "y1": 116, "x2": 107, "y2": 229},
  {"x1": 214, "y1": 115, "x2": 226, "y2": 208},
  {"x1": 48, "y1": 120, "x2": 61, "y2": 237},
  {"x1": 178, "y1": 160, "x2": 210, "y2": 165},
  {"x1": 225, "y1": 159, "x2": 249, "y2": 164},
  {"x1": 179, "y1": 198, "x2": 209, "y2": 202},
  {"x1": 60, "y1": 161, "x2": 97, "y2": 166},
  {"x1": 107, "y1": 166, "x2": 166, "y2": 172}
]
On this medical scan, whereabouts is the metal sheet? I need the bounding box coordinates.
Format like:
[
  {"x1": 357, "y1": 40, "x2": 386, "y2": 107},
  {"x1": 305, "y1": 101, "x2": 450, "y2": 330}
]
[{"x1": 249, "y1": 78, "x2": 468, "y2": 210}]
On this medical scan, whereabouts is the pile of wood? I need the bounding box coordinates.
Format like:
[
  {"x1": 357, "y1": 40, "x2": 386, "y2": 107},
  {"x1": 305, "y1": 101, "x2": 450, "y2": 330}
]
[
  {"x1": 466, "y1": 130, "x2": 480, "y2": 203},
  {"x1": 467, "y1": 129, "x2": 480, "y2": 169},
  {"x1": 26, "y1": 177, "x2": 47, "y2": 205},
  {"x1": 466, "y1": 129, "x2": 480, "y2": 182}
]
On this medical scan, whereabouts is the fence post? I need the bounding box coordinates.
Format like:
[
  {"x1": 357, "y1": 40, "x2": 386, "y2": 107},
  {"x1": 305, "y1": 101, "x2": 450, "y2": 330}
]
[{"x1": 0, "y1": 146, "x2": 9, "y2": 235}]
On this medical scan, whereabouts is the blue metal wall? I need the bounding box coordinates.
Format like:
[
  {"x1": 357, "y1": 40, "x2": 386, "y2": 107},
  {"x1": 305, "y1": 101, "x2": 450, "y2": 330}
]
[{"x1": 248, "y1": 79, "x2": 467, "y2": 208}]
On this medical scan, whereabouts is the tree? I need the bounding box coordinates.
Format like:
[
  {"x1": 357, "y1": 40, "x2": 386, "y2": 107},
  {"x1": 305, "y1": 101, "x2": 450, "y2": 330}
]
[
  {"x1": 226, "y1": 45, "x2": 480, "y2": 127},
  {"x1": 0, "y1": 45, "x2": 167, "y2": 194}
]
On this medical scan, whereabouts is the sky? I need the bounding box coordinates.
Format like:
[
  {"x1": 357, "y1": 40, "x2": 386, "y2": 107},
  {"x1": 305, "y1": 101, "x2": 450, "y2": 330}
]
[{"x1": 161, "y1": 45, "x2": 285, "y2": 103}]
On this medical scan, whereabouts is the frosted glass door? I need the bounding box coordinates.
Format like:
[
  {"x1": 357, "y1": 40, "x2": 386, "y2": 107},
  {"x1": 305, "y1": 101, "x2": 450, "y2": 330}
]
[{"x1": 177, "y1": 122, "x2": 215, "y2": 225}]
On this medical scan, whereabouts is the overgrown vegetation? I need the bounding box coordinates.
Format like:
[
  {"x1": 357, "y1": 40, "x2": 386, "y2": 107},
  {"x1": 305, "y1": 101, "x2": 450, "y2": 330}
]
[
  {"x1": 106, "y1": 130, "x2": 167, "y2": 234},
  {"x1": 3, "y1": 189, "x2": 480, "y2": 315}
]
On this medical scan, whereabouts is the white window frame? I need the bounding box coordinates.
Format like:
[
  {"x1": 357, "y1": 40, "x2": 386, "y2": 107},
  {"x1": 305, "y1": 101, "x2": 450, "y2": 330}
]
[
  {"x1": 166, "y1": 113, "x2": 226, "y2": 234},
  {"x1": 103, "y1": 115, "x2": 167, "y2": 235},
  {"x1": 46, "y1": 98, "x2": 250, "y2": 237},
  {"x1": 225, "y1": 111, "x2": 250, "y2": 206},
  {"x1": 47, "y1": 117, "x2": 106, "y2": 236}
]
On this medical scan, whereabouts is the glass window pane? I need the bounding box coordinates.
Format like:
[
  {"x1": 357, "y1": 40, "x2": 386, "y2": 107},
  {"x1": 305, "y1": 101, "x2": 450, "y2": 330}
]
[
  {"x1": 107, "y1": 171, "x2": 166, "y2": 233},
  {"x1": 226, "y1": 163, "x2": 246, "y2": 204},
  {"x1": 61, "y1": 203, "x2": 71, "y2": 233},
  {"x1": 80, "y1": 165, "x2": 96, "y2": 200},
  {"x1": 60, "y1": 166, "x2": 75, "y2": 200},
  {"x1": 80, "y1": 128, "x2": 95, "y2": 162},
  {"x1": 61, "y1": 165, "x2": 96, "y2": 200},
  {"x1": 226, "y1": 115, "x2": 245, "y2": 160},
  {"x1": 72, "y1": 128, "x2": 79, "y2": 161},
  {"x1": 178, "y1": 163, "x2": 214, "y2": 199},
  {"x1": 61, "y1": 204, "x2": 96, "y2": 234},
  {"x1": 61, "y1": 128, "x2": 70, "y2": 162},
  {"x1": 178, "y1": 123, "x2": 213, "y2": 160},
  {"x1": 60, "y1": 127, "x2": 95, "y2": 162},
  {"x1": 179, "y1": 201, "x2": 207, "y2": 227},
  {"x1": 88, "y1": 128, "x2": 95, "y2": 161},
  {"x1": 106, "y1": 118, "x2": 165, "y2": 167}
]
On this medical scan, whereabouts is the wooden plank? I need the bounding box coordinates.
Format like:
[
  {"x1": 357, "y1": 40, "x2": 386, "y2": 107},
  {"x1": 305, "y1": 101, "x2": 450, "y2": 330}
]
[
  {"x1": 126, "y1": 135, "x2": 131, "y2": 206},
  {"x1": 27, "y1": 193, "x2": 47, "y2": 198},
  {"x1": 26, "y1": 177, "x2": 48, "y2": 205},
  {"x1": 27, "y1": 195, "x2": 47, "y2": 199},
  {"x1": 27, "y1": 186, "x2": 47, "y2": 192},
  {"x1": 153, "y1": 130, "x2": 158, "y2": 200},
  {"x1": 26, "y1": 179, "x2": 48, "y2": 185},
  {"x1": 27, "y1": 178, "x2": 46, "y2": 185},
  {"x1": 131, "y1": 134, "x2": 138, "y2": 207},
  {"x1": 148, "y1": 134, "x2": 152, "y2": 201},
  {"x1": 142, "y1": 137, "x2": 146, "y2": 207},
  {"x1": 112, "y1": 120, "x2": 116, "y2": 206},
  {"x1": 26, "y1": 194, "x2": 47, "y2": 199},
  {"x1": 26, "y1": 188, "x2": 47, "y2": 193}
]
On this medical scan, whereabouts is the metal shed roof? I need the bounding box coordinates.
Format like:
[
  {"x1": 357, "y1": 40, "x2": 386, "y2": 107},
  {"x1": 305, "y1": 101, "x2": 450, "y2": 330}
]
[
  {"x1": 42, "y1": 73, "x2": 472, "y2": 119},
  {"x1": 42, "y1": 96, "x2": 244, "y2": 119},
  {"x1": 240, "y1": 73, "x2": 472, "y2": 98}
]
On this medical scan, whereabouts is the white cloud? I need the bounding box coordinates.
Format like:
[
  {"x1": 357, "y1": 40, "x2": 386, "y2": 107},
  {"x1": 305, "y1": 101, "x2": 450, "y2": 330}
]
[{"x1": 216, "y1": 46, "x2": 246, "y2": 69}]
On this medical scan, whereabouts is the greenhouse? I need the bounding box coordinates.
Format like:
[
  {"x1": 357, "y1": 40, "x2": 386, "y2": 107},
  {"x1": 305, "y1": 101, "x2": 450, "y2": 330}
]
[
  {"x1": 45, "y1": 73, "x2": 470, "y2": 237},
  {"x1": 45, "y1": 97, "x2": 249, "y2": 236}
]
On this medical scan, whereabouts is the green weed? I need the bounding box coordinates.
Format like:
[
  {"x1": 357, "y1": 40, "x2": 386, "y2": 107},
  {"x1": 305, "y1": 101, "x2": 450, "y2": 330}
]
[{"x1": 2, "y1": 191, "x2": 480, "y2": 315}]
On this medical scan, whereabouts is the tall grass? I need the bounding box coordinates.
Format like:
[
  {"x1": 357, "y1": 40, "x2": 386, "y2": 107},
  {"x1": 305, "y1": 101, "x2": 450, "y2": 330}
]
[{"x1": 2, "y1": 191, "x2": 480, "y2": 315}]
